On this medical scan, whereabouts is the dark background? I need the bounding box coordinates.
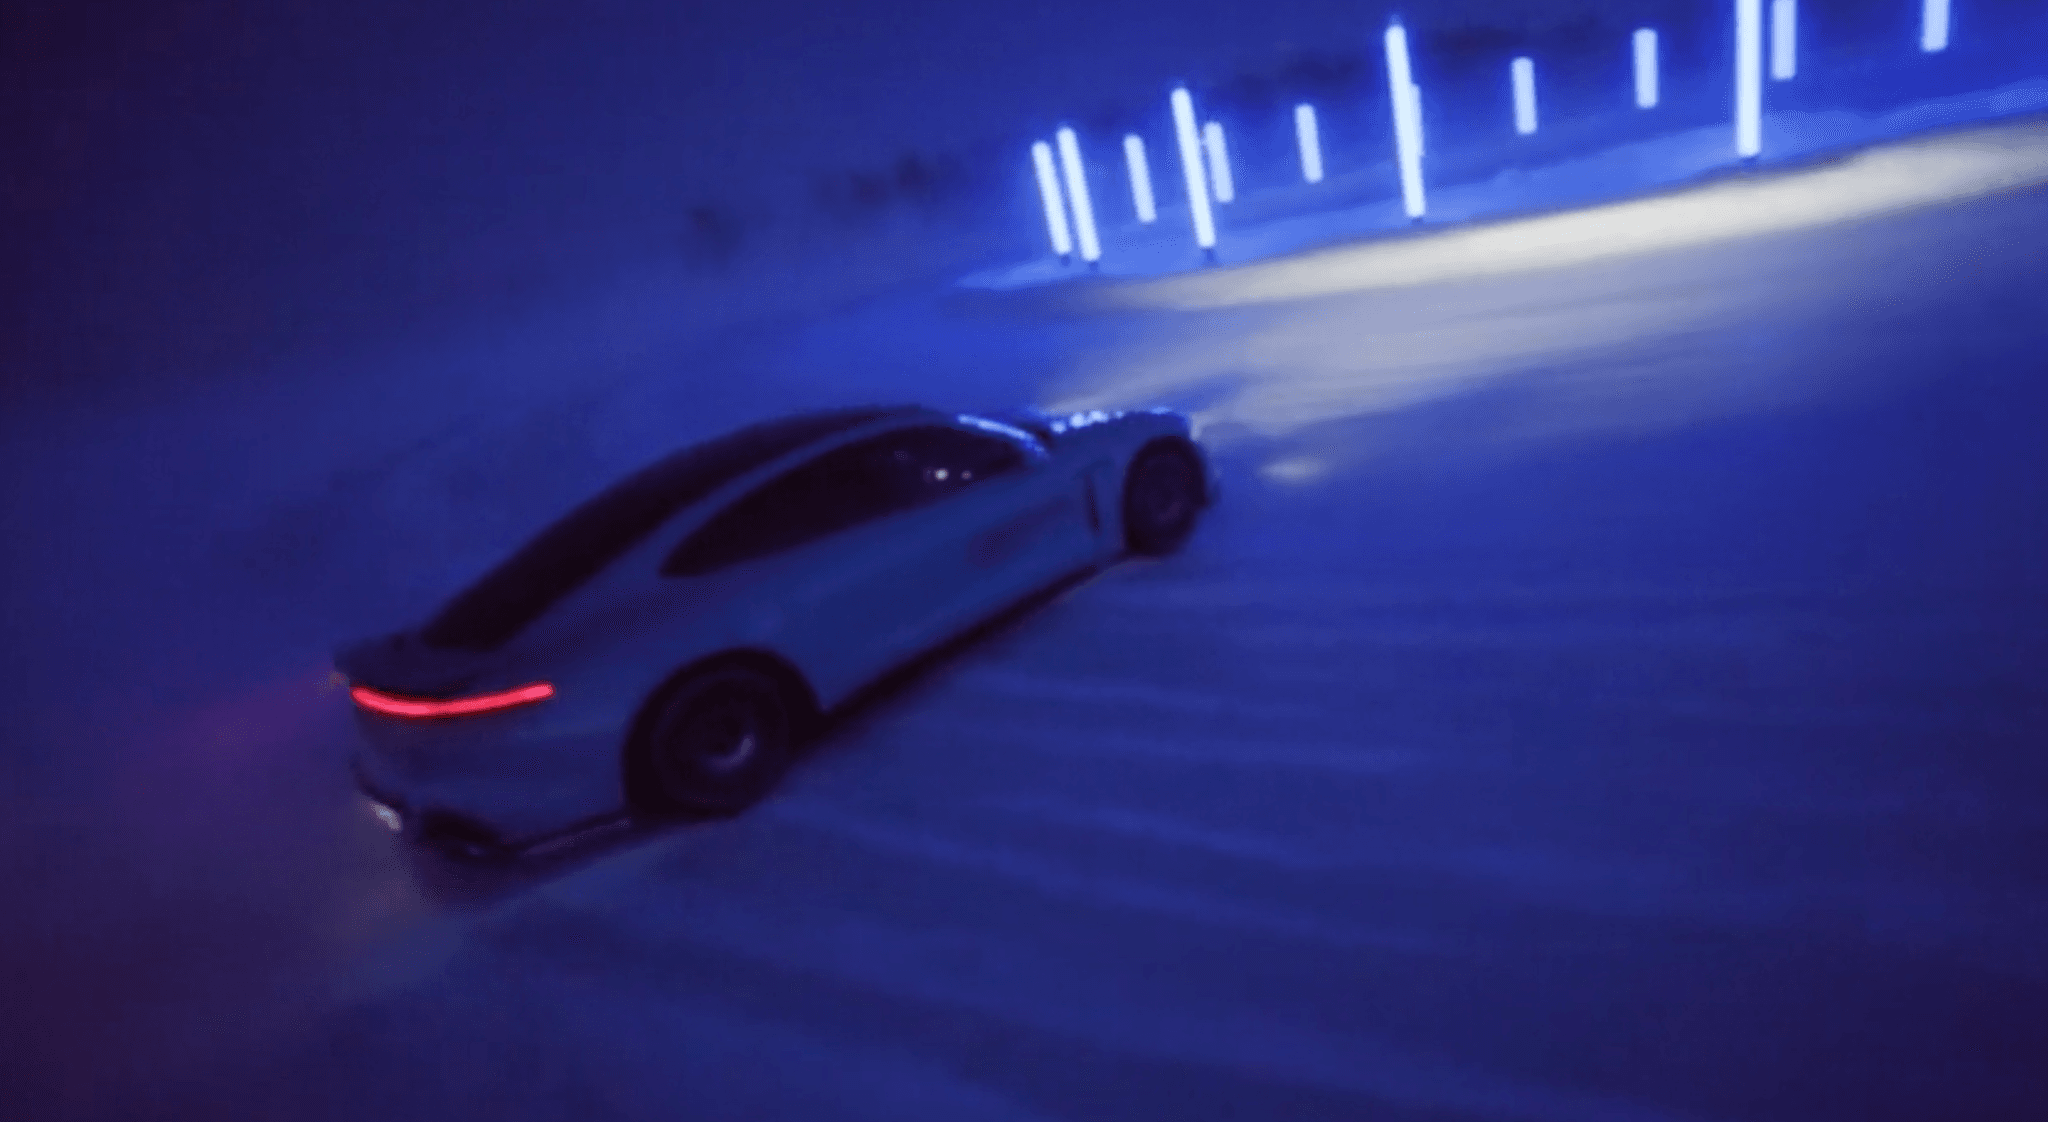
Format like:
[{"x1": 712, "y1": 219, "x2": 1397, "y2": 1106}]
[{"x1": 7, "y1": 0, "x2": 1754, "y2": 402}]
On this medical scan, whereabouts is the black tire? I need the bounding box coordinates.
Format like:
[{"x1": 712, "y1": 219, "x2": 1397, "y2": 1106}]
[
  {"x1": 1121, "y1": 444, "x2": 1205, "y2": 556},
  {"x1": 640, "y1": 665, "x2": 797, "y2": 817}
]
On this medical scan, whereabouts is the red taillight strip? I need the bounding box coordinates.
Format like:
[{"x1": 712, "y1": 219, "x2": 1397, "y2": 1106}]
[{"x1": 349, "y1": 681, "x2": 555, "y2": 718}]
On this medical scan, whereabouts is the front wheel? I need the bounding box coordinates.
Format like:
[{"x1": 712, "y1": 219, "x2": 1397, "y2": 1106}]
[
  {"x1": 1121, "y1": 444, "x2": 1205, "y2": 556},
  {"x1": 640, "y1": 666, "x2": 796, "y2": 817}
]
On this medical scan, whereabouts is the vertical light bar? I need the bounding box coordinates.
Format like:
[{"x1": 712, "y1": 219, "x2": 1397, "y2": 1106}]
[
  {"x1": 1736, "y1": 0, "x2": 1763, "y2": 158},
  {"x1": 1771, "y1": 0, "x2": 1798, "y2": 79},
  {"x1": 1055, "y1": 127, "x2": 1101, "y2": 264},
  {"x1": 1634, "y1": 29, "x2": 1660, "y2": 108},
  {"x1": 1511, "y1": 57, "x2": 1538, "y2": 135},
  {"x1": 1921, "y1": 0, "x2": 1950, "y2": 52},
  {"x1": 1030, "y1": 141, "x2": 1072, "y2": 258},
  {"x1": 1411, "y1": 81, "x2": 1426, "y2": 155},
  {"x1": 1169, "y1": 87, "x2": 1217, "y2": 251},
  {"x1": 1202, "y1": 122, "x2": 1235, "y2": 203},
  {"x1": 1384, "y1": 20, "x2": 1426, "y2": 219},
  {"x1": 1123, "y1": 135, "x2": 1157, "y2": 223},
  {"x1": 1294, "y1": 104, "x2": 1324, "y2": 184}
]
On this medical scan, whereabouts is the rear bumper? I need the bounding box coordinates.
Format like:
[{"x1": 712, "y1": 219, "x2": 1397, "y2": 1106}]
[
  {"x1": 346, "y1": 704, "x2": 627, "y2": 853},
  {"x1": 350, "y1": 748, "x2": 529, "y2": 859},
  {"x1": 350, "y1": 754, "x2": 627, "y2": 857}
]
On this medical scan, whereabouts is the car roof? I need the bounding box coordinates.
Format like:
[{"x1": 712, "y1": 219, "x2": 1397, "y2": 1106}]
[{"x1": 417, "y1": 404, "x2": 930, "y2": 651}]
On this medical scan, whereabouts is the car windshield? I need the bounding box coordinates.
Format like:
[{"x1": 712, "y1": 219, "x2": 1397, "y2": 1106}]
[{"x1": 419, "y1": 407, "x2": 899, "y2": 651}]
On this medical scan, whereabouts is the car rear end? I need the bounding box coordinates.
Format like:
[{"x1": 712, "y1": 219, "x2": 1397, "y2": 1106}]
[
  {"x1": 337, "y1": 631, "x2": 625, "y2": 855},
  {"x1": 334, "y1": 407, "x2": 924, "y2": 853}
]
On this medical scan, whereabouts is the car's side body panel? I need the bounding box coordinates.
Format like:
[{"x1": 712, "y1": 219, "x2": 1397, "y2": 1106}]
[
  {"x1": 940, "y1": 468, "x2": 1101, "y2": 642},
  {"x1": 719, "y1": 495, "x2": 997, "y2": 706},
  {"x1": 1037, "y1": 408, "x2": 1209, "y2": 550}
]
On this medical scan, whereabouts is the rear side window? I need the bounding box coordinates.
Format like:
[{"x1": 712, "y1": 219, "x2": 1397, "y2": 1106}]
[
  {"x1": 663, "y1": 425, "x2": 1026, "y2": 576},
  {"x1": 419, "y1": 408, "x2": 897, "y2": 650},
  {"x1": 892, "y1": 425, "x2": 1027, "y2": 498}
]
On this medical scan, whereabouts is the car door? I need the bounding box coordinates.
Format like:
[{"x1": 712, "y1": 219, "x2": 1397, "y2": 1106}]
[
  {"x1": 879, "y1": 423, "x2": 1100, "y2": 629},
  {"x1": 656, "y1": 427, "x2": 1010, "y2": 704}
]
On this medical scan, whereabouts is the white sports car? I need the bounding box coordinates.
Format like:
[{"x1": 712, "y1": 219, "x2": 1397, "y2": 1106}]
[{"x1": 335, "y1": 403, "x2": 1217, "y2": 857}]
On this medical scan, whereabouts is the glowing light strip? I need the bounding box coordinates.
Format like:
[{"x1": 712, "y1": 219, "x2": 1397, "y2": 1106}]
[
  {"x1": 1295, "y1": 104, "x2": 1323, "y2": 183},
  {"x1": 1921, "y1": 0, "x2": 1950, "y2": 52},
  {"x1": 1511, "y1": 57, "x2": 1538, "y2": 135},
  {"x1": 1055, "y1": 127, "x2": 1101, "y2": 263},
  {"x1": 1736, "y1": 0, "x2": 1763, "y2": 158},
  {"x1": 1410, "y1": 82, "x2": 1425, "y2": 156},
  {"x1": 1031, "y1": 141, "x2": 1073, "y2": 258},
  {"x1": 1384, "y1": 21, "x2": 1426, "y2": 218},
  {"x1": 1169, "y1": 87, "x2": 1217, "y2": 250},
  {"x1": 1634, "y1": 29, "x2": 1660, "y2": 109},
  {"x1": 1771, "y1": 0, "x2": 1798, "y2": 80},
  {"x1": 350, "y1": 681, "x2": 555, "y2": 719},
  {"x1": 1202, "y1": 122, "x2": 1235, "y2": 203},
  {"x1": 1124, "y1": 134, "x2": 1157, "y2": 222}
]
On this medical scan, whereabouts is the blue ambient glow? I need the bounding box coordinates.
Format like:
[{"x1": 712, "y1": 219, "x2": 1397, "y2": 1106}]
[
  {"x1": 1202, "y1": 122, "x2": 1235, "y2": 203},
  {"x1": 1031, "y1": 141, "x2": 1073, "y2": 258},
  {"x1": 1736, "y1": 0, "x2": 1763, "y2": 158},
  {"x1": 1635, "y1": 29, "x2": 1660, "y2": 109},
  {"x1": 1099, "y1": 127, "x2": 2048, "y2": 311},
  {"x1": 1384, "y1": 20, "x2": 1426, "y2": 218},
  {"x1": 1511, "y1": 57, "x2": 1538, "y2": 135},
  {"x1": 1056, "y1": 127, "x2": 1102, "y2": 263},
  {"x1": 1772, "y1": 0, "x2": 1798, "y2": 80},
  {"x1": 1067, "y1": 410, "x2": 1113, "y2": 430},
  {"x1": 1922, "y1": 0, "x2": 1950, "y2": 52},
  {"x1": 1045, "y1": 409, "x2": 1119, "y2": 435},
  {"x1": 1295, "y1": 104, "x2": 1323, "y2": 184},
  {"x1": 1170, "y1": 87, "x2": 1217, "y2": 250},
  {"x1": 1124, "y1": 134, "x2": 1157, "y2": 223}
]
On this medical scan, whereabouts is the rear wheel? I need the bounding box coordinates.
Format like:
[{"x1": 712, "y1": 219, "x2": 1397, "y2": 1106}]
[
  {"x1": 1122, "y1": 444, "x2": 1205, "y2": 556},
  {"x1": 640, "y1": 665, "x2": 797, "y2": 817}
]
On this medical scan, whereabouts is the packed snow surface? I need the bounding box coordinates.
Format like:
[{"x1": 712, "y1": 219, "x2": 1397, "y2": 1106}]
[{"x1": 5, "y1": 105, "x2": 2047, "y2": 1122}]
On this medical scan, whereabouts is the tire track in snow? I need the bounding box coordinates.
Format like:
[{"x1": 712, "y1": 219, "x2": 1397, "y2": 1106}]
[
  {"x1": 946, "y1": 664, "x2": 1321, "y2": 722},
  {"x1": 762, "y1": 797, "x2": 1455, "y2": 956},
  {"x1": 487, "y1": 859, "x2": 1730, "y2": 1122},
  {"x1": 533, "y1": 969, "x2": 1069, "y2": 1122},
  {"x1": 970, "y1": 793, "x2": 2046, "y2": 966},
  {"x1": 878, "y1": 706, "x2": 1430, "y2": 778}
]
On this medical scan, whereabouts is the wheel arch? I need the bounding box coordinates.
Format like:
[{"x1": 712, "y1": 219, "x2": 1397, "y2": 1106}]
[
  {"x1": 620, "y1": 647, "x2": 821, "y2": 813},
  {"x1": 1128, "y1": 434, "x2": 1211, "y2": 503},
  {"x1": 1117, "y1": 434, "x2": 1211, "y2": 556}
]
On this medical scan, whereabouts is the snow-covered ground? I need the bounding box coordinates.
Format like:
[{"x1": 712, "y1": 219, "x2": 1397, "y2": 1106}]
[{"x1": 6, "y1": 89, "x2": 2048, "y2": 1122}]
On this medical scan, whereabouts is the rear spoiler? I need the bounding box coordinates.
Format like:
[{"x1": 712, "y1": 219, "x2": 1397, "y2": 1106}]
[{"x1": 333, "y1": 629, "x2": 485, "y2": 698}]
